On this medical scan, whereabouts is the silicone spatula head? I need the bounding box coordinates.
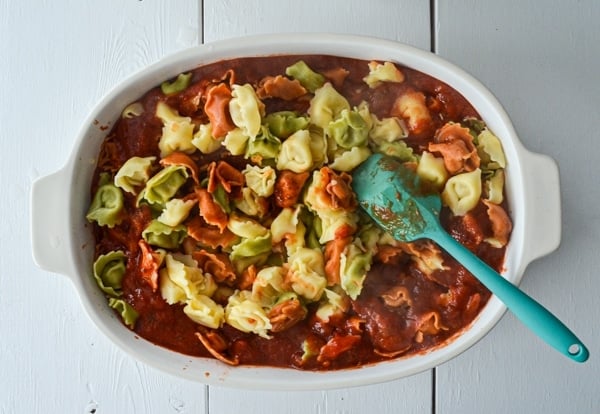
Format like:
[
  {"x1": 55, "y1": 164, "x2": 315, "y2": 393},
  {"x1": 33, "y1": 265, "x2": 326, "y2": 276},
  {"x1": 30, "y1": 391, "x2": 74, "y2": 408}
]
[
  {"x1": 351, "y1": 153, "x2": 589, "y2": 363},
  {"x1": 351, "y1": 153, "x2": 445, "y2": 242}
]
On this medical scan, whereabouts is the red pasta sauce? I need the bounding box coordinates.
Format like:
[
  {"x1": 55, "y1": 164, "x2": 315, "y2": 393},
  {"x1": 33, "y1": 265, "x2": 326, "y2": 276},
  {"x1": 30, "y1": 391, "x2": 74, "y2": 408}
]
[{"x1": 90, "y1": 55, "x2": 510, "y2": 370}]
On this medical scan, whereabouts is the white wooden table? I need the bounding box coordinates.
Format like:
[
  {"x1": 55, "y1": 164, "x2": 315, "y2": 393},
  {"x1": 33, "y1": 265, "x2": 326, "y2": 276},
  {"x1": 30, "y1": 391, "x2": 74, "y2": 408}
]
[{"x1": 2, "y1": 1, "x2": 598, "y2": 412}]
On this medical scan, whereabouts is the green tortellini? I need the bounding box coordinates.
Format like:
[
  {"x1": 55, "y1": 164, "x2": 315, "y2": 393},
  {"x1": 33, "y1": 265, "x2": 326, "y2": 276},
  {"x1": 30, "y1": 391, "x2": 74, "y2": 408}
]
[
  {"x1": 230, "y1": 232, "x2": 272, "y2": 260},
  {"x1": 339, "y1": 243, "x2": 372, "y2": 300},
  {"x1": 142, "y1": 220, "x2": 187, "y2": 249},
  {"x1": 93, "y1": 250, "x2": 127, "y2": 297},
  {"x1": 246, "y1": 126, "x2": 282, "y2": 161},
  {"x1": 86, "y1": 173, "x2": 124, "y2": 228},
  {"x1": 108, "y1": 298, "x2": 139, "y2": 329},
  {"x1": 285, "y1": 60, "x2": 325, "y2": 93},
  {"x1": 326, "y1": 108, "x2": 370, "y2": 149},
  {"x1": 265, "y1": 111, "x2": 310, "y2": 139},
  {"x1": 139, "y1": 165, "x2": 188, "y2": 206},
  {"x1": 161, "y1": 72, "x2": 192, "y2": 95}
]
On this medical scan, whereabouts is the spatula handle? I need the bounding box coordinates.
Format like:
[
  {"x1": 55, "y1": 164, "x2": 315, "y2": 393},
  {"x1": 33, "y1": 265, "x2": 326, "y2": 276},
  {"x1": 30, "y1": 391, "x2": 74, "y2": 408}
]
[{"x1": 433, "y1": 230, "x2": 589, "y2": 363}]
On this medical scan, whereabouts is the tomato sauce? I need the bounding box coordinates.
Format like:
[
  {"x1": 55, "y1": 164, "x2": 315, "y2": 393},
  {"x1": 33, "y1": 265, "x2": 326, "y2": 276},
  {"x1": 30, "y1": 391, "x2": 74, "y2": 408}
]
[{"x1": 91, "y1": 55, "x2": 509, "y2": 370}]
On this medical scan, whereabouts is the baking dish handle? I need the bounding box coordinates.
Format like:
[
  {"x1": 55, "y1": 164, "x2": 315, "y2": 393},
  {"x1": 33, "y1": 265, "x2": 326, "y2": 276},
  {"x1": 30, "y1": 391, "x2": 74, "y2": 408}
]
[
  {"x1": 520, "y1": 150, "x2": 561, "y2": 266},
  {"x1": 31, "y1": 168, "x2": 74, "y2": 278}
]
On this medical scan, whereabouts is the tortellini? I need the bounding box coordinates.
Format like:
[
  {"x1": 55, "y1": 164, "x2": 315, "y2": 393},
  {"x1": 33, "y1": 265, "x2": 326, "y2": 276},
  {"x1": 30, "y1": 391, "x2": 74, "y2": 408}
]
[
  {"x1": 339, "y1": 243, "x2": 372, "y2": 300},
  {"x1": 192, "y1": 123, "x2": 222, "y2": 154},
  {"x1": 328, "y1": 146, "x2": 371, "y2": 172},
  {"x1": 242, "y1": 165, "x2": 276, "y2": 197},
  {"x1": 229, "y1": 84, "x2": 265, "y2": 139},
  {"x1": 265, "y1": 111, "x2": 310, "y2": 138},
  {"x1": 86, "y1": 173, "x2": 124, "y2": 228},
  {"x1": 183, "y1": 295, "x2": 224, "y2": 329},
  {"x1": 155, "y1": 101, "x2": 196, "y2": 157},
  {"x1": 287, "y1": 248, "x2": 327, "y2": 301},
  {"x1": 108, "y1": 298, "x2": 139, "y2": 329},
  {"x1": 159, "y1": 254, "x2": 224, "y2": 329},
  {"x1": 285, "y1": 60, "x2": 325, "y2": 93},
  {"x1": 308, "y1": 83, "x2": 350, "y2": 129},
  {"x1": 222, "y1": 127, "x2": 250, "y2": 155},
  {"x1": 246, "y1": 126, "x2": 281, "y2": 160},
  {"x1": 142, "y1": 220, "x2": 187, "y2": 249},
  {"x1": 276, "y1": 129, "x2": 313, "y2": 173},
  {"x1": 251, "y1": 266, "x2": 286, "y2": 307},
  {"x1": 139, "y1": 165, "x2": 188, "y2": 206},
  {"x1": 157, "y1": 198, "x2": 196, "y2": 227},
  {"x1": 114, "y1": 156, "x2": 156, "y2": 194},
  {"x1": 225, "y1": 290, "x2": 272, "y2": 338},
  {"x1": 363, "y1": 61, "x2": 405, "y2": 88},
  {"x1": 442, "y1": 168, "x2": 482, "y2": 216},
  {"x1": 477, "y1": 128, "x2": 507, "y2": 170},
  {"x1": 93, "y1": 250, "x2": 127, "y2": 297},
  {"x1": 416, "y1": 151, "x2": 449, "y2": 190}
]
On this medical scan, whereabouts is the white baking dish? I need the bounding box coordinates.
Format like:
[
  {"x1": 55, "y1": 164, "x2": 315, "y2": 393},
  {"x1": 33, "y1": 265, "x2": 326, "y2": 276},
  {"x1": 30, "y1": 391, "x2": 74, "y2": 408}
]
[{"x1": 30, "y1": 33, "x2": 560, "y2": 390}]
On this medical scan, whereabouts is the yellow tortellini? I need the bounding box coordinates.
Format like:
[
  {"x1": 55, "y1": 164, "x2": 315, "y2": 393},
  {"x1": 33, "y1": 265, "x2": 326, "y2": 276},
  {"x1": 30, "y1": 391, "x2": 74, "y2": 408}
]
[
  {"x1": 477, "y1": 128, "x2": 507, "y2": 170},
  {"x1": 484, "y1": 169, "x2": 505, "y2": 204},
  {"x1": 222, "y1": 127, "x2": 250, "y2": 155},
  {"x1": 192, "y1": 123, "x2": 222, "y2": 154},
  {"x1": 308, "y1": 83, "x2": 350, "y2": 129},
  {"x1": 442, "y1": 168, "x2": 482, "y2": 216},
  {"x1": 328, "y1": 146, "x2": 372, "y2": 172},
  {"x1": 251, "y1": 266, "x2": 286, "y2": 307},
  {"x1": 164, "y1": 254, "x2": 217, "y2": 299},
  {"x1": 155, "y1": 101, "x2": 196, "y2": 157},
  {"x1": 234, "y1": 187, "x2": 269, "y2": 217},
  {"x1": 416, "y1": 151, "x2": 449, "y2": 190},
  {"x1": 363, "y1": 61, "x2": 405, "y2": 88},
  {"x1": 229, "y1": 84, "x2": 265, "y2": 139},
  {"x1": 225, "y1": 290, "x2": 272, "y2": 338},
  {"x1": 316, "y1": 287, "x2": 350, "y2": 322},
  {"x1": 183, "y1": 295, "x2": 225, "y2": 329},
  {"x1": 157, "y1": 198, "x2": 195, "y2": 227},
  {"x1": 242, "y1": 165, "x2": 276, "y2": 197},
  {"x1": 287, "y1": 247, "x2": 327, "y2": 301},
  {"x1": 276, "y1": 129, "x2": 313, "y2": 173},
  {"x1": 114, "y1": 156, "x2": 156, "y2": 194}
]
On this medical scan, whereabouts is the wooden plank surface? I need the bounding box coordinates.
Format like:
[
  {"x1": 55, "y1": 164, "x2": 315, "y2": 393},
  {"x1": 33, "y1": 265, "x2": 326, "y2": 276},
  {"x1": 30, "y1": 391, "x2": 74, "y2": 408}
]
[
  {"x1": 0, "y1": 1, "x2": 205, "y2": 412},
  {"x1": 4, "y1": 0, "x2": 597, "y2": 412},
  {"x1": 435, "y1": 0, "x2": 600, "y2": 412}
]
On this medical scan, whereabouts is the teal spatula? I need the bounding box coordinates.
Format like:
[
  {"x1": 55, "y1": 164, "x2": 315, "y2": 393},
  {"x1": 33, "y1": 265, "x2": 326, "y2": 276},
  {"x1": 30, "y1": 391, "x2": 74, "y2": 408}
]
[{"x1": 352, "y1": 153, "x2": 589, "y2": 363}]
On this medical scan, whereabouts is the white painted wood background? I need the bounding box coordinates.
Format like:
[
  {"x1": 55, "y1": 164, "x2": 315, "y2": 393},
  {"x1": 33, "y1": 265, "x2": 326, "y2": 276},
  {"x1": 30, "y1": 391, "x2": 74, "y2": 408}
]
[{"x1": 1, "y1": 0, "x2": 598, "y2": 412}]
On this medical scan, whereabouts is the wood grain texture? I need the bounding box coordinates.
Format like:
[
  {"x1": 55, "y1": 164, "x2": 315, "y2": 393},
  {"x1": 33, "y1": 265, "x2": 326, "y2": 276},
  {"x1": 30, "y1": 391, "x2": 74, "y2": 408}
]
[
  {"x1": 1, "y1": 0, "x2": 204, "y2": 412},
  {"x1": 435, "y1": 0, "x2": 600, "y2": 412}
]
